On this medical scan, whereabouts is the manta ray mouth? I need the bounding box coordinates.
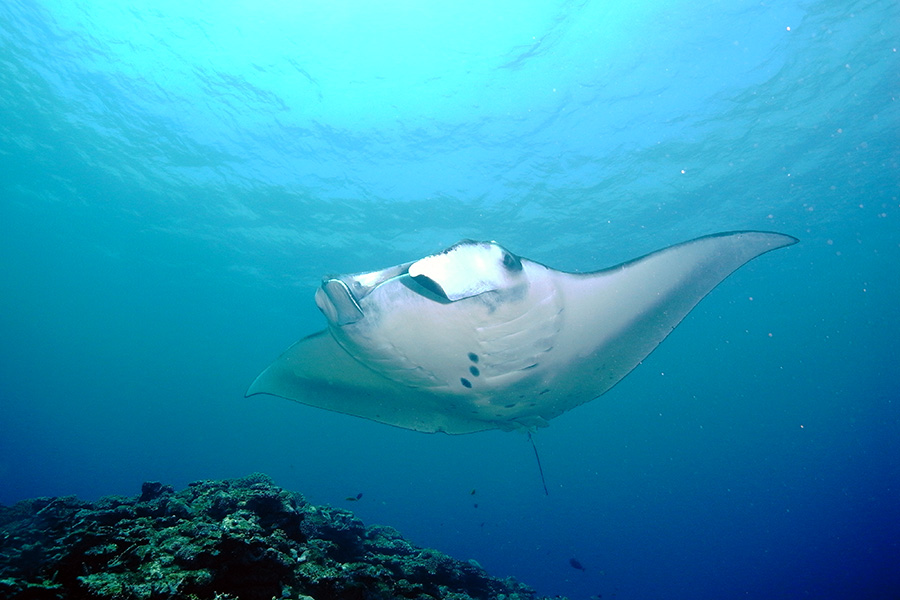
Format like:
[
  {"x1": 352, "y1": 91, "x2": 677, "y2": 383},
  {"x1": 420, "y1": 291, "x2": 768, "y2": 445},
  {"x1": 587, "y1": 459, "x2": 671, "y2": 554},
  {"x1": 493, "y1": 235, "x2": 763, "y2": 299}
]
[{"x1": 315, "y1": 279, "x2": 364, "y2": 326}]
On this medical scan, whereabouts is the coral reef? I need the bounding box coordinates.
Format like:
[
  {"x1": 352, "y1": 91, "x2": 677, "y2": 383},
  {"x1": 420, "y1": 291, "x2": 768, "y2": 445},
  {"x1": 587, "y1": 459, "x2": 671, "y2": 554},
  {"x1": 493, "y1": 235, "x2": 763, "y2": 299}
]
[{"x1": 0, "y1": 474, "x2": 561, "y2": 600}]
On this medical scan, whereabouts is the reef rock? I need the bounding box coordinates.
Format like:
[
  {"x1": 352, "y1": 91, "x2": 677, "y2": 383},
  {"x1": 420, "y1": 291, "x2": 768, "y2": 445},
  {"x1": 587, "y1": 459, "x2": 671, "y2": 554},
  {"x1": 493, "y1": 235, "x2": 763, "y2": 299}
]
[{"x1": 0, "y1": 474, "x2": 561, "y2": 600}]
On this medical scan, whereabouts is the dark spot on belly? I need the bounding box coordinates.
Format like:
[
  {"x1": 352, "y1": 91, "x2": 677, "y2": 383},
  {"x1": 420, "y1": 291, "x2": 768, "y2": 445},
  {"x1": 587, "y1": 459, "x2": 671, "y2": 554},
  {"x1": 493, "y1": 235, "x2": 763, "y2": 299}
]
[
  {"x1": 504, "y1": 403, "x2": 516, "y2": 409},
  {"x1": 538, "y1": 389, "x2": 550, "y2": 395},
  {"x1": 467, "y1": 352, "x2": 479, "y2": 363},
  {"x1": 460, "y1": 378, "x2": 472, "y2": 388},
  {"x1": 469, "y1": 366, "x2": 480, "y2": 377}
]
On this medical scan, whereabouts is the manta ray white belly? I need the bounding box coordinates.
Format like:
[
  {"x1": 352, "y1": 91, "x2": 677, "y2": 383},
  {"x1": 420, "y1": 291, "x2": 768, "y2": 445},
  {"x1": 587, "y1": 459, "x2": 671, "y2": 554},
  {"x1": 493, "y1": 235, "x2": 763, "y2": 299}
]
[
  {"x1": 330, "y1": 260, "x2": 563, "y2": 392},
  {"x1": 247, "y1": 232, "x2": 797, "y2": 433}
]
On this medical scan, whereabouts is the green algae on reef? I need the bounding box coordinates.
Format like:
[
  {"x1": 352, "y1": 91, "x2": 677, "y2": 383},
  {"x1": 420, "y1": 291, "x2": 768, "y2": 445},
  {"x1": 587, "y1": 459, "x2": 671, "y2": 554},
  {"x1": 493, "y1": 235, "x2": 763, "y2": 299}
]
[{"x1": 0, "y1": 474, "x2": 561, "y2": 600}]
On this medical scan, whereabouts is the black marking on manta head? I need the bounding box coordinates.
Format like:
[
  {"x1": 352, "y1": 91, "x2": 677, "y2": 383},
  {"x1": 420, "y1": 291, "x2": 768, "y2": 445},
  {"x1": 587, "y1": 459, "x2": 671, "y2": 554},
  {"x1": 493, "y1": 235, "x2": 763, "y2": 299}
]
[
  {"x1": 401, "y1": 276, "x2": 452, "y2": 303},
  {"x1": 502, "y1": 251, "x2": 523, "y2": 272}
]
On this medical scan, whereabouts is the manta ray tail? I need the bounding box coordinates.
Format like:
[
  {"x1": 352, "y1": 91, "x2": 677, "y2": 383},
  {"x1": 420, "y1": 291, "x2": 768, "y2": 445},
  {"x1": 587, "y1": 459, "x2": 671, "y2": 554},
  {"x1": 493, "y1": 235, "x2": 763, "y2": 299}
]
[{"x1": 528, "y1": 432, "x2": 549, "y2": 496}]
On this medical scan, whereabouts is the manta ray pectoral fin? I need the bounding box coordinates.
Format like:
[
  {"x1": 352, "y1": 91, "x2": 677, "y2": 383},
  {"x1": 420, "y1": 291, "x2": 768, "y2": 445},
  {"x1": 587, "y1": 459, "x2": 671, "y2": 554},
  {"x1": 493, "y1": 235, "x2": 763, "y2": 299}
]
[
  {"x1": 552, "y1": 230, "x2": 798, "y2": 408},
  {"x1": 246, "y1": 331, "x2": 495, "y2": 434}
]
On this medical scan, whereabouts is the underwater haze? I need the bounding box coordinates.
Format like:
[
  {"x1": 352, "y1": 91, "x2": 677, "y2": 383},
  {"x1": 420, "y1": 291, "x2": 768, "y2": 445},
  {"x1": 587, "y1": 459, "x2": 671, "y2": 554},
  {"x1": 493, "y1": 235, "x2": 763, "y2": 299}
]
[{"x1": 1, "y1": 0, "x2": 899, "y2": 598}]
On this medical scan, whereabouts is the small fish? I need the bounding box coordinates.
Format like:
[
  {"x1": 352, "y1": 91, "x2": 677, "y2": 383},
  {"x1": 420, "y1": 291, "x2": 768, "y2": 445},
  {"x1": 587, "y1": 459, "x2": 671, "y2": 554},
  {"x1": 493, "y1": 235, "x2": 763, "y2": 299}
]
[
  {"x1": 470, "y1": 489, "x2": 476, "y2": 495},
  {"x1": 569, "y1": 558, "x2": 586, "y2": 571},
  {"x1": 345, "y1": 493, "x2": 363, "y2": 501}
]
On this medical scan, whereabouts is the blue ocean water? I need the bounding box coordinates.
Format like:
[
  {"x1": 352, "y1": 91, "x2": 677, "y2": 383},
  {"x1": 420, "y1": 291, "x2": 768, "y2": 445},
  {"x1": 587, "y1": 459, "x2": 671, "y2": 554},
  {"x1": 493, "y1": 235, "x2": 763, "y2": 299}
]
[{"x1": 1, "y1": 0, "x2": 898, "y2": 598}]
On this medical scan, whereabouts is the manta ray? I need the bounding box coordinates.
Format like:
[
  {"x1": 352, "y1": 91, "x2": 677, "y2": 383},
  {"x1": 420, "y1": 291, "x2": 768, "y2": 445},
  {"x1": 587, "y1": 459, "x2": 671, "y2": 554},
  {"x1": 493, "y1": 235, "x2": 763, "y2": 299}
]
[{"x1": 247, "y1": 231, "x2": 797, "y2": 434}]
